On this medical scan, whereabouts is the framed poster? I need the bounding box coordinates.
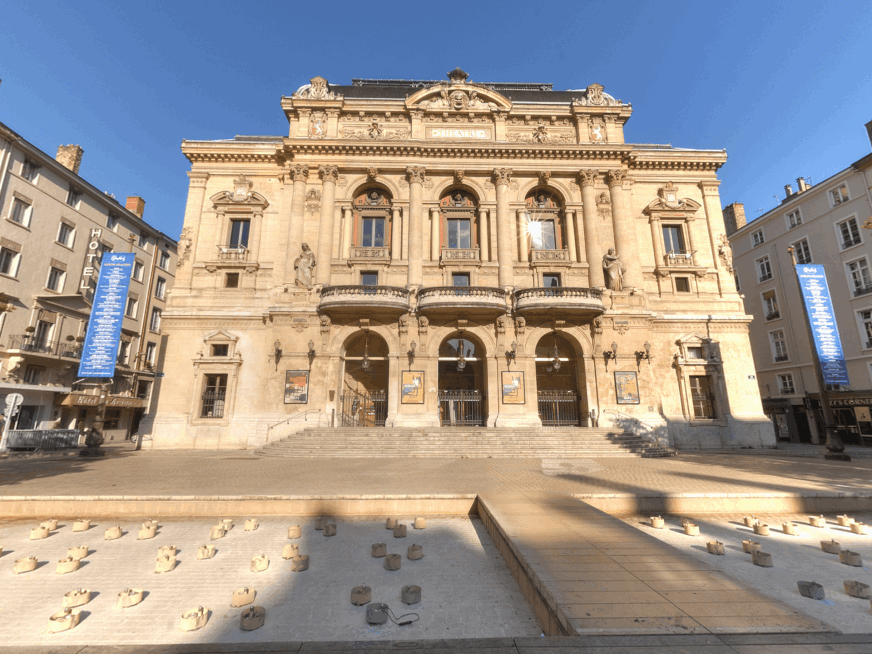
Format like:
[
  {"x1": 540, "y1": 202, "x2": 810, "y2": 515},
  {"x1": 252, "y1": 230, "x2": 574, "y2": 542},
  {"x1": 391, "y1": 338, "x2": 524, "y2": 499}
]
[
  {"x1": 501, "y1": 370, "x2": 526, "y2": 404},
  {"x1": 284, "y1": 371, "x2": 309, "y2": 404},
  {"x1": 401, "y1": 371, "x2": 425, "y2": 404},
  {"x1": 614, "y1": 371, "x2": 640, "y2": 405}
]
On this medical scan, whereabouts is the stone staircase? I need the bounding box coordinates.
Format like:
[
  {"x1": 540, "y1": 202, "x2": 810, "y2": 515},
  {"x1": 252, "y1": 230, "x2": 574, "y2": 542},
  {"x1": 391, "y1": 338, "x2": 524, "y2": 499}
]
[{"x1": 254, "y1": 427, "x2": 676, "y2": 458}]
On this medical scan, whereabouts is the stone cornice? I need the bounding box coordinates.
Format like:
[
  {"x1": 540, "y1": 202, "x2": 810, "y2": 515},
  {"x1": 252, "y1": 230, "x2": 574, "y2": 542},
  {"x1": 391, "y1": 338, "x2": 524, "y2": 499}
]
[{"x1": 181, "y1": 140, "x2": 284, "y2": 165}]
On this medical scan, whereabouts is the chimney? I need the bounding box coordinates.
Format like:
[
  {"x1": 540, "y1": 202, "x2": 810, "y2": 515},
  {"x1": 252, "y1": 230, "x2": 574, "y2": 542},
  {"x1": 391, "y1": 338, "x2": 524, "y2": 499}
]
[
  {"x1": 866, "y1": 119, "x2": 872, "y2": 149},
  {"x1": 797, "y1": 177, "x2": 810, "y2": 193},
  {"x1": 784, "y1": 184, "x2": 794, "y2": 199},
  {"x1": 125, "y1": 196, "x2": 145, "y2": 218},
  {"x1": 722, "y1": 202, "x2": 746, "y2": 235},
  {"x1": 56, "y1": 145, "x2": 84, "y2": 174}
]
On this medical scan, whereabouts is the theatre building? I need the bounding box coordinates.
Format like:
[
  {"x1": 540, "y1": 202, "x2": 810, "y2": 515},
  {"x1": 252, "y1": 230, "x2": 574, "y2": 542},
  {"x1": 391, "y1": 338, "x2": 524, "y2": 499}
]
[{"x1": 143, "y1": 69, "x2": 772, "y2": 451}]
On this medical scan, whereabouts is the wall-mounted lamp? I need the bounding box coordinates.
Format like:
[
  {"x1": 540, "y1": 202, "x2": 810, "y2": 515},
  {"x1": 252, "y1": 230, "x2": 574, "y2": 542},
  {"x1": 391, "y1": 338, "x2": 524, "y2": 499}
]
[
  {"x1": 506, "y1": 341, "x2": 517, "y2": 365},
  {"x1": 307, "y1": 340, "x2": 316, "y2": 366},
  {"x1": 634, "y1": 341, "x2": 651, "y2": 365},
  {"x1": 274, "y1": 340, "x2": 282, "y2": 369},
  {"x1": 551, "y1": 335, "x2": 561, "y2": 371},
  {"x1": 408, "y1": 341, "x2": 416, "y2": 365},
  {"x1": 604, "y1": 342, "x2": 618, "y2": 360},
  {"x1": 456, "y1": 338, "x2": 466, "y2": 371},
  {"x1": 361, "y1": 335, "x2": 370, "y2": 370}
]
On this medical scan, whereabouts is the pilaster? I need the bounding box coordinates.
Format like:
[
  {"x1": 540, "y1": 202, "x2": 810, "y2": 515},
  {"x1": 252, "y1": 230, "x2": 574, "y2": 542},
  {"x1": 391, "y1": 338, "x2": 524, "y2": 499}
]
[
  {"x1": 493, "y1": 168, "x2": 514, "y2": 289},
  {"x1": 315, "y1": 165, "x2": 338, "y2": 286},
  {"x1": 579, "y1": 169, "x2": 603, "y2": 288}
]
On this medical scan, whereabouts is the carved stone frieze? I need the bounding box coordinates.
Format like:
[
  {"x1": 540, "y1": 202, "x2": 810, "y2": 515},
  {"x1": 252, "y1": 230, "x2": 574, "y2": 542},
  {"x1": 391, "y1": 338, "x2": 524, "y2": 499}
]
[
  {"x1": 508, "y1": 120, "x2": 574, "y2": 144},
  {"x1": 340, "y1": 112, "x2": 409, "y2": 124},
  {"x1": 305, "y1": 188, "x2": 321, "y2": 215},
  {"x1": 341, "y1": 121, "x2": 411, "y2": 140},
  {"x1": 423, "y1": 114, "x2": 491, "y2": 123}
]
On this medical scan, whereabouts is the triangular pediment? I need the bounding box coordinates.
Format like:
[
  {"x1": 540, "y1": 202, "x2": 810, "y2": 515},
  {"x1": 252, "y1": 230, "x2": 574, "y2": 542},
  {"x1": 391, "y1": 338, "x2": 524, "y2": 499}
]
[
  {"x1": 644, "y1": 197, "x2": 701, "y2": 214},
  {"x1": 406, "y1": 83, "x2": 512, "y2": 112},
  {"x1": 203, "y1": 329, "x2": 238, "y2": 343},
  {"x1": 676, "y1": 332, "x2": 712, "y2": 345}
]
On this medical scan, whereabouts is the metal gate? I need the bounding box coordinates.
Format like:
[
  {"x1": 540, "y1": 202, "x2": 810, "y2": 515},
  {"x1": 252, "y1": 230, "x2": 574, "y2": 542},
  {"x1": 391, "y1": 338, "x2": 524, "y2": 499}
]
[
  {"x1": 438, "y1": 390, "x2": 484, "y2": 426},
  {"x1": 537, "y1": 390, "x2": 580, "y2": 427},
  {"x1": 340, "y1": 390, "x2": 387, "y2": 427}
]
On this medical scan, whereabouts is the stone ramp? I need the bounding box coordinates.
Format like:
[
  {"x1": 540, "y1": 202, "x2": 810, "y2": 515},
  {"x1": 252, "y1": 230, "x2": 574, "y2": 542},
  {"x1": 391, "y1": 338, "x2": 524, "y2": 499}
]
[
  {"x1": 476, "y1": 493, "x2": 832, "y2": 636},
  {"x1": 256, "y1": 427, "x2": 675, "y2": 458}
]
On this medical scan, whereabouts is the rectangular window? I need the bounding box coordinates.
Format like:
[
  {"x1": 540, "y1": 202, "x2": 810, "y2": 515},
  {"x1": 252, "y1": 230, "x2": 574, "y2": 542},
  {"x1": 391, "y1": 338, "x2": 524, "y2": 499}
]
[
  {"x1": 107, "y1": 213, "x2": 119, "y2": 230},
  {"x1": 860, "y1": 310, "x2": 872, "y2": 349},
  {"x1": 848, "y1": 258, "x2": 872, "y2": 296},
  {"x1": 778, "y1": 373, "x2": 796, "y2": 395},
  {"x1": 452, "y1": 273, "x2": 470, "y2": 287},
  {"x1": 159, "y1": 251, "x2": 170, "y2": 269},
  {"x1": 831, "y1": 184, "x2": 849, "y2": 206},
  {"x1": 689, "y1": 375, "x2": 716, "y2": 419},
  {"x1": 201, "y1": 374, "x2": 227, "y2": 419},
  {"x1": 138, "y1": 231, "x2": 148, "y2": 248},
  {"x1": 144, "y1": 341, "x2": 156, "y2": 366},
  {"x1": 786, "y1": 209, "x2": 802, "y2": 229},
  {"x1": 21, "y1": 160, "x2": 39, "y2": 182},
  {"x1": 529, "y1": 219, "x2": 557, "y2": 250},
  {"x1": 225, "y1": 272, "x2": 239, "y2": 288},
  {"x1": 10, "y1": 198, "x2": 31, "y2": 226},
  {"x1": 675, "y1": 277, "x2": 691, "y2": 293},
  {"x1": 229, "y1": 220, "x2": 250, "y2": 248},
  {"x1": 361, "y1": 217, "x2": 386, "y2": 247},
  {"x1": 66, "y1": 187, "x2": 81, "y2": 207},
  {"x1": 662, "y1": 224, "x2": 686, "y2": 255},
  {"x1": 136, "y1": 380, "x2": 152, "y2": 400},
  {"x1": 770, "y1": 329, "x2": 788, "y2": 362},
  {"x1": 687, "y1": 346, "x2": 704, "y2": 360},
  {"x1": 211, "y1": 344, "x2": 229, "y2": 357},
  {"x1": 132, "y1": 260, "x2": 144, "y2": 281},
  {"x1": 751, "y1": 229, "x2": 765, "y2": 247},
  {"x1": 763, "y1": 290, "x2": 780, "y2": 320},
  {"x1": 0, "y1": 247, "x2": 19, "y2": 277},
  {"x1": 57, "y1": 222, "x2": 74, "y2": 247},
  {"x1": 155, "y1": 276, "x2": 166, "y2": 300},
  {"x1": 361, "y1": 271, "x2": 379, "y2": 286},
  {"x1": 793, "y1": 238, "x2": 812, "y2": 264},
  {"x1": 543, "y1": 273, "x2": 561, "y2": 288},
  {"x1": 757, "y1": 256, "x2": 772, "y2": 282},
  {"x1": 34, "y1": 320, "x2": 52, "y2": 348},
  {"x1": 125, "y1": 296, "x2": 138, "y2": 318},
  {"x1": 46, "y1": 266, "x2": 65, "y2": 292},
  {"x1": 118, "y1": 340, "x2": 129, "y2": 365},
  {"x1": 447, "y1": 218, "x2": 472, "y2": 249},
  {"x1": 23, "y1": 365, "x2": 43, "y2": 385},
  {"x1": 149, "y1": 308, "x2": 162, "y2": 332},
  {"x1": 838, "y1": 217, "x2": 861, "y2": 249}
]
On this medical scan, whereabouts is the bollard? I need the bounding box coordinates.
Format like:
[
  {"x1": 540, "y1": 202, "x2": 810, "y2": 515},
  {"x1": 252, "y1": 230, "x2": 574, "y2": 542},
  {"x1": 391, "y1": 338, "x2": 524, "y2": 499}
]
[
  {"x1": 821, "y1": 540, "x2": 841, "y2": 554},
  {"x1": 280, "y1": 543, "x2": 298, "y2": 559},
  {"x1": 155, "y1": 554, "x2": 176, "y2": 573},
  {"x1": 240, "y1": 606, "x2": 265, "y2": 631},
  {"x1": 250, "y1": 554, "x2": 269, "y2": 573},
  {"x1": 351, "y1": 586, "x2": 372, "y2": 605},
  {"x1": 808, "y1": 515, "x2": 827, "y2": 528},
  {"x1": 683, "y1": 523, "x2": 699, "y2": 537},
  {"x1": 797, "y1": 581, "x2": 825, "y2": 600},
  {"x1": 231, "y1": 587, "x2": 256, "y2": 607},
  {"x1": 104, "y1": 525, "x2": 123, "y2": 540},
  {"x1": 324, "y1": 523, "x2": 337, "y2": 537},
  {"x1": 180, "y1": 606, "x2": 209, "y2": 632},
  {"x1": 394, "y1": 525, "x2": 407, "y2": 538},
  {"x1": 222, "y1": 519, "x2": 234, "y2": 530},
  {"x1": 850, "y1": 522, "x2": 869, "y2": 535},
  {"x1": 386, "y1": 518, "x2": 399, "y2": 530},
  {"x1": 414, "y1": 517, "x2": 426, "y2": 530},
  {"x1": 63, "y1": 589, "x2": 92, "y2": 608},
  {"x1": 210, "y1": 525, "x2": 226, "y2": 540},
  {"x1": 742, "y1": 540, "x2": 761, "y2": 554},
  {"x1": 158, "y1": 545, "x2": 177, "y2": 557},
  {"x1": 138, "y1": 522, "x2": 157, "y2": 540},
  {"x1": 844, "y1": 580, "x2": 871, "y2": 599},
  {"x1": 743, "y1": 515, "x2": 756, "y2": 527},
  {"x1": 752, "y1": 550, "x2": 773, "y2": 567},
  {"x1": 408, "y1": 544, "x2": 424, "y2": 560},
  {"x1": 782, "y1": 522, "x2": 797, "y2": 535},
  {"x1": 197, "y1": 545, "x2": 217, "y2": 560},
  {"x1": 706, "y1": 541, "x2": 725, "y2": 555},
  {"x1": 401, "y1": 584, "x2": 421, "y2": 605},
  {"x1": 72, "y1": 519, "x2": 90, "y2": 532},
  {"x1": 372, "y1": 543, "x2": 387, "y2": 558},
  {"x1": 56, "y1": 557, "x2": 80, "y2": 575},
  {"x1": 839, "y1": 550, "x2": 862, "y2": 567},
  {"x1": 649, "y1": 516, "x2": 665, "y2": 529},
  {"x1": 48, "y1": 608, "x2": 81, "y2": 633},
  {"x1": 837, "y1": 515, "x2": 855, "y2": 527},
  {"x1": 753, "y1": 523, "x2": 770, "y2": 536},
  {"x1": 385, "y1": 553, "x2": 402, "y2": 571},
  {"x1": 14, "y1": 556, "x2": 38, "y2": 574},
  {"x1": 314, "y1": 517, "x2": 327, "y2": 530},
  {"x1": 41, "y1": 519, "x2": 59, "y2": 531},
  {"x1": 30, "y1": 526, "x2": 50, "y2": 540},
  {"x1": 287, "y1": 525, "x2": 301, "y2": 539},
  {"x1": 67, "y1": 545, "x2": 89, "y2": 560},
  {"x1": 292, "y1": 555, "x2": 309, "y2": 572},
  {"x1": 244, "y1": 518, "x2": 258, "y2": 532},
  {"x1": 116, "y1": 588, "x2": 144, "y2": 608}
]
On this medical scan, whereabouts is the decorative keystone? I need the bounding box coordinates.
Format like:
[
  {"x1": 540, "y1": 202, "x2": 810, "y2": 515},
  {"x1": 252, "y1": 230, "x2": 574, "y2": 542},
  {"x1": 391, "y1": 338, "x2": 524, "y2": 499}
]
[
  {"x1": 808, "y1": 515, "x2": 827, "y2": 528},
  {"x1": 231, "y1": 587, "x2": 255, "y2": 607},
  {"x1": 116, "y1": 588, "x2": 144, "y2": 608},
  {"x1": 288, "y1": 525, "x2": 302, "y2": 539},
  {"x1": 408, "y1": 544, "x2": 424, "y2": 560},
  {"x1": 104, "y1": 525, "x2": 123, "y2": 540},
  {"x1": 844, "y1": 580, "x2": 871, "y2": 599},
  {"x1": 742, "y1": 540, "x2": 761, "y2": 554},
  {"x1": 394, "y1": 525, "x2": 407, "y2": 538},
  {"x1": 385, "y1": 553, "x2": 402, "y2": 571},
  {"x1": 180, "y1": 606, "x2": 209, "y2": 632},
  {"x1": 138, "y1": 522, "x2": 157, "y2": 540},
  {"x1": 839, "y1": 550, "x2": 863, "y2": 567},
  {"x1": 743, "y1": 515, "x2": 756, "y2": 527},
  {"x1": 351, "y1": 586, "x2": 372, "y2": 605},
  {"x1": 782, "y1": 522, "x2": 797, "y2": 535},
  {"x1": 56, "y1": 557, "x2": 81, "y2": 575},
  {"x1": 683, "y1": 523, "x2": 700, "y2": 536},
  {"x1": 386, "y1": 518, "x2": 399, "y2": 530},
  {"x1": 753, "y1": 523, "x2": 770, "y2": 536},
  {"x1": 48, "y1": 608, "x2": 81, "y2": 633},
  {"x1": 244, "y1": 518, "x2": 259, "y2": 532},
  {"x1": 314, "y1": 517, "x2": 328, "y2": 531},
  {"x1": 850, "y1": 522, "x2": 869, "y2": 535},
  {"x1": 402, "y1": 585, "x2": 421, "y2": 605},
  {"x1": 63, "y1": 589, "x2": 92, "y2": 608},
  {"x1": 282, "y1": 544, "x2": 299, "y2": 559},
  {"x1": 324, "y1": 523, "x2": 337, "y2": 537},
  {"x1": 650, "y1": 516, "x2": 665, "y2": 529},
  {"x1": 72, "y1": 519, "x2": 90, "y2": 532},
  {"x1": 14, "y1": 556, "x2": 38, "y2": 574},
  {"x1": 41, "y1": 519, "x2": 59, "y2": 531},
  {"x1": 155, "y1": 554, "x2": 176, "y2": 573},
  {"x1": 210, "y1": 525, "x2": 226, "y2": 540},
  {"x1": 706, "y1": 541, "x2": 725, "y2": 555},
  {"x1": 820, "y1": 540, "x2": 841, "y2": 554},
  {"x1": 67, "y1": 545, "x2": 89, "y2": 560},
  {"x1": 752, "y1": 550, "x2": 773, "y2": 567},
  {"x1": 240, "y1": 606, "x2": 265, "y2": 631},
  {"x1": 158, "y1": 545, "x2": 177, "y2": 557},
  {"x1": 291, "y1": 555, "x2": 309, "y2": 572},
  {"x1": 372, "y1": 543, "x2": 387, "y2": 558},
  {"x1": 30, "y1": 526, "x2": 50, "y2": 540},
  {"x1": 413, "y1": 517, "x2": 427, "y2": 530},
  {"x1": 837, "y1": 515, "x2": 855, "y2": 527},
  {"x1": 250, "y1": 554, "x2": 269, "y2": 573},
  {"x1": 797, "y1": 581, "x2": 825, "y2": 600},
  {"x1": 197, "y1": 545, "x2": 216, "y2": 560}
]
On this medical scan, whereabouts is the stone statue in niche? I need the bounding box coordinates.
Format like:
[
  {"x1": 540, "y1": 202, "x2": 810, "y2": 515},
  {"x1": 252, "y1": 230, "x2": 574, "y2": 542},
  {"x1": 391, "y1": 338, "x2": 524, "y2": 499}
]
[
  {"x1": 602, "y1": 248, "x2": 624, "y2": 291},
  {"x1": 717, "y1": 234, "x2": 734, "y2": 274},
  {"x1": 294, "y1": 243, "x2": 316, "y2": 289}
]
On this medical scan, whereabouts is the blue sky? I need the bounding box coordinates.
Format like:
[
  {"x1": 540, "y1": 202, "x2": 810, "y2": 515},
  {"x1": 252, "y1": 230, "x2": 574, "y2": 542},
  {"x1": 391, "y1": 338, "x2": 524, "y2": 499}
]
[{"x1": 2, "y1": 0, "x2": 871, "y2": 238}]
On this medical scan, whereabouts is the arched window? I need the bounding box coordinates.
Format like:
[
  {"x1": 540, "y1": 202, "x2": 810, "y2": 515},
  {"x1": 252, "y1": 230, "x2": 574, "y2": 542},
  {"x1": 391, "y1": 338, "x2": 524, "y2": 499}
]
[
  {"x1": 439, "y1": 190, "x2": 477, "y2": 250},
  {"x1": 524, "y1": 190, "x2": 563, "y2": 251},
  {"x1": 353, "y1": 189, "x2": 392, "y2": 249}
]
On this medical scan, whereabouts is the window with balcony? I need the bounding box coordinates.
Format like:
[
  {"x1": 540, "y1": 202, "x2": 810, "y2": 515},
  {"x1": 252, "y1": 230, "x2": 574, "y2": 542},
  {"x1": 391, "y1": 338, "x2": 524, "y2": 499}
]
[
  {"x1": 757, "y1": 255, "x2": 772, "y2": 282},
  {"x1": 662, "y1": 224, "x2": 690, "y2": 261},
  {"x1": 524, "y1": 190, "x2": 564, "y2": 253},
  {"x1": 361, "y1": 271, "x2": 379, "y2": 286},
  {"x1": 360, "y1": 217, "x2": 386, "y2": 247},
  {"x1": 689, "y1": 375, "x2": 716, "y2": 419},
  {"x1": 838, "y1": 217, "x2": 862, "y2": 249},
  {"x1": 351, "y1": 189, "x2": 393, "y2": 259},
  {"x1": 848, "y1": 258, "x2": 872, "y2": 297},
  {"x1": 452, "y1": 273, "x2": 470, "y2": 287},
  {"x1": 543, "y1": 273, "x2": 561, "y2": 288},
  {"x1": 778, "y1": 373, "x2": 795, "y2": 395},
  {"x1": 229, "y1": 219, "x2": 250, "y2": 249},
  {"x1": 859, "y1": 309, "x2": 872, "y2": 349},
  {"x1": 200, "y1": 374, "x2": 227, "y2": 419},
  {"x1": 793, "y1": 238, "x2": 812, "y2": 264},
  {"x1": 46, "y1": 266, "x2": 65, "y2": 292},
  {"x1": 786, "y1": 209, "x2": 802, "y2": 229},
  {"x1": 751, "y1": 229, "x2": 765, "y2": 247},
  {"x1": 21, "y1": 159, "x2": 39, "y2": 182},
  {"x1": 763, "y1": 290, "x2": 780, "y2": 321},
  {"x1": 830, "y1": 184, "x2": 850, "y2": 206},
  {"x1": 57, "y1": 221, "x2": 75, "y2": 248},
  {"x1": 10, "y1": 197, "x2": 32, "y2": 227},
  {"x1": 447, "y1": 218, "x2": 472, "y2": 249},
  {"x1": 155, "y1": 276, "x2": 166, "y2": 300},
  {"x1": 438, "y1": 190, "x2": 479, "y2": 257},
  {"x1": 33, "y1": 320, "x2": 52, "y2": 350},
  {"x1": 770, "y1": 329, "x2": 788, "y2": 362}
]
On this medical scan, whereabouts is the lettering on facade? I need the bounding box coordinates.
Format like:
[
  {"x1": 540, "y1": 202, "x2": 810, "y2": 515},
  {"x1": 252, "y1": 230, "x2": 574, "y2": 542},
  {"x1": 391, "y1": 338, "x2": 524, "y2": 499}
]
[
  {"x1": 426, "y1": 128, "x2": 492, "y2": 140},
  {"x1": 80, "y1": 228, "x2": 102, "y2": 290}
]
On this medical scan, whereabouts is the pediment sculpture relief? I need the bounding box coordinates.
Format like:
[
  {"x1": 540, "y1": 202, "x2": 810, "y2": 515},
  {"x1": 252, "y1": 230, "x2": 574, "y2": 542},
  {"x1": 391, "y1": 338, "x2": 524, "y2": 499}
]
[
  {"x1": 293, "y1": 76, "x2": 342, "y2": 100},
  {"x1": 573, "y1": 83, "x2": 621, "y2": 106}
]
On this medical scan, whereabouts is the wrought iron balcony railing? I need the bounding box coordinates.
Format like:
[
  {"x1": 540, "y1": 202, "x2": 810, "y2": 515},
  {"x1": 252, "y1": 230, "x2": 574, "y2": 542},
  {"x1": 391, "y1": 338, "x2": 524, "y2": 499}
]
[{"x1": 8, "y1": 335, "x2": 82, "y2": 359}]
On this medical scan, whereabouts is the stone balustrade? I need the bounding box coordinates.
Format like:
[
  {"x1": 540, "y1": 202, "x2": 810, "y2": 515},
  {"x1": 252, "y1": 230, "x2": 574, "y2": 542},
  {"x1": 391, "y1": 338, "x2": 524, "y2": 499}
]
[{"x1": 514, "y1": 287, "x2": 605, "y2": 316}]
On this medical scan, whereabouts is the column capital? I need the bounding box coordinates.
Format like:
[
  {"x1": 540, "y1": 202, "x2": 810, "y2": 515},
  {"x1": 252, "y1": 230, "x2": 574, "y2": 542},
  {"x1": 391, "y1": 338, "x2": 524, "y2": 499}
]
[
  {"x1": 406, "y1": 166, "x2": 427, "y2": 185},
  {"x1": 492, "y1": 168, "x2": 513, "y2": 187},
  {"x1": 605, "y1": 169, "x2": 628, "y2": 188},
  {"x1": 187, "y1": 171, "x2": 210, "y2": 187},
  {"x1": 341, "y1": 205, "x2": 353, "y2": 212},
  {"x1": 698, "y1": 180, "x2": 721, "y2": 195},
  {"x1": 319, "y1": 165, "x2": 339, "y2": 183},
  {"x1": 578, "y1": 169, "x2": 598, "y2": 188},
  {"x1": 291, "y1": 164, "x2": 309, "y2": 182}
]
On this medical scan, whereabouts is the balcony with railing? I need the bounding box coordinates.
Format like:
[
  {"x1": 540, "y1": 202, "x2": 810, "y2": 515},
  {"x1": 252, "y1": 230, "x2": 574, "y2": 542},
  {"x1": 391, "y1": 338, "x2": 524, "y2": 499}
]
[
  {"x1": 766, "y1": 311, "x2": 781, "y2": 321},
  {"x1": 319, "y1": 285, "x2": 411, "y2": 318},
  {"x1": 664, "y1": 250, "x2": 696, "y2": 266},
  {"x1": 417, "y1": 286, "x2": 508, "y2": 318},
  {"x1": 8, "y1": 335, "x2": 82, "y2": 360},
  {"x1": 514, "y1": 287, "x2": 605, "y2": 317},
  {"x1": 216, "y1": 245, "x2": 248, "y2": 261},
  {"x1": 854, "y1": 284, "x2": 872, "y2": 297}
]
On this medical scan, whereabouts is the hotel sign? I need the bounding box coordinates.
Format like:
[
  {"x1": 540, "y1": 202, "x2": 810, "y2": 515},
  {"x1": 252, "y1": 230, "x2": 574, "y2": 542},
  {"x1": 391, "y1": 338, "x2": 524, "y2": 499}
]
[{"x1": 426, "y1": 127, "x2": 492, "y2": 140}]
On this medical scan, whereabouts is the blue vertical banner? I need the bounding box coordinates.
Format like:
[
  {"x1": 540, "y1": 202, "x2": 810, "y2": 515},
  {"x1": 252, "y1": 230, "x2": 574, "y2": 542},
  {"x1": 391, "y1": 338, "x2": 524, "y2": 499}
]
[
  {"x1": 78, "y1": 253, "x2": 135, "y2": 378},
  {"x1": 796, "y1": 264, "x2": 850, "y2": 387}
]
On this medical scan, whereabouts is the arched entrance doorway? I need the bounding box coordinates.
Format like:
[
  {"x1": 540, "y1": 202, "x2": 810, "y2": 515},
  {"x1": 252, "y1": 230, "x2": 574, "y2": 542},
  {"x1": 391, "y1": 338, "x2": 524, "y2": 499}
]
[
  {"x1": 340, "y1": 332, "x2": 388, "y2": 426},
  {"x1": 437, "y1": 333, "x2": 486, "y2": 426},
  {"x1": 535, "y1": 333, "x2": 584, "y2": 426}
]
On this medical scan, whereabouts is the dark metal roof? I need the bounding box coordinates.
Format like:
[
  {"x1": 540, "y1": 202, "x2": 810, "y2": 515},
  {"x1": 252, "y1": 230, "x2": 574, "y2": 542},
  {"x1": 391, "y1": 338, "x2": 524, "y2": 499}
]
[{"x1": 334, "y1": 83, "x2": 584, "y2": 103}]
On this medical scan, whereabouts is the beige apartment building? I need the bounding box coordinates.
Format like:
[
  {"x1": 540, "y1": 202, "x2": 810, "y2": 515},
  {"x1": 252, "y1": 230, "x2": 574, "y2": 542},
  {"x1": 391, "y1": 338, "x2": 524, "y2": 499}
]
[
  {"x1": 0, "y1": 120, "x2": 178, "y2": 441},
  {"x1": 144, "y1": 69, "x2": 771, "y2": 451},
  {"x1": 726, "y1": 125, "x2": 872, "y2": 446}
]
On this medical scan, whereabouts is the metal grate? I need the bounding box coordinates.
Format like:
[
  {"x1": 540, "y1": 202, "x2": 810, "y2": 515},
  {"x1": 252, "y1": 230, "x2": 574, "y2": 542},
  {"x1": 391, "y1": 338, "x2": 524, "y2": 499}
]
[
  {"x1": 691, "y1": 392, "x2": 715, "y2": 419},
  {"x1": 200, "y1": 390, "x2": 226, "y2": 419},
  {"x1": 340, "y1": 390, "x2": 387, "y2": 427},
  {"x1": 438, "y1": 390, "x2": 484, "y2": 427},
  {"x1": 538, "y1": 390, "x2": 580, "y2": 427}
]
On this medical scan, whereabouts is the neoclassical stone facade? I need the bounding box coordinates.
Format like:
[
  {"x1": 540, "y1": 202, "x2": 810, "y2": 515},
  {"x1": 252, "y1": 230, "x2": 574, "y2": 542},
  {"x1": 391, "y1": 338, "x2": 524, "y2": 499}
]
[{"x1": 143, "y1": 70, "x2": 772, "y2": 450}]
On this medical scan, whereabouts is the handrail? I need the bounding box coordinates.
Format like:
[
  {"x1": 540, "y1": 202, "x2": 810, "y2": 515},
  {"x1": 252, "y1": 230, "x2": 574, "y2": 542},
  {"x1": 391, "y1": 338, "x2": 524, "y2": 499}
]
[
  {"x1": 600, "y1": 409, "x2": 657, "y2": 433},
  {"x1": 266, "y1": 409, "x2": 322, "y2": 436}
]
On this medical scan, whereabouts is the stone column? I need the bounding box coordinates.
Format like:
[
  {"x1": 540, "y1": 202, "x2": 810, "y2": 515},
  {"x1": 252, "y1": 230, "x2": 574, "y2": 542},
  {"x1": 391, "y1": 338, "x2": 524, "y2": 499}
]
[
  {"x1": 341, "y1": 205, "x2": 353, "y2": 260},
  {"x1": 649, "y1": 215, "x2": 664, "y2": 268},
  {"x1": 606, "y1": 169, "x2": 640, "y2": 288},
  {"x1": 516, "y1": 209, "x2": 529, "y2": 262},
  {"x1": 479, "y1": 207, "x2": 489, "y2": 262},
  {"x1": 430, "y1": 207, "x2": 440, "y2": 261},
  {"x1": 579, "y1": 169, "x2": 604, "y2": 288},
  {"x1": 684, "y1": 216, "x2": 698, "y2": 261},
  {"x1": 493, "y1": 168, "x2": 514, "y2": 288},
  {"x1": 565, "y1": 209, "x2": 578, "y2": 262},
  {"x1": 406, "y1": 166, "x2": 426, "y2": 288},
  {"x1": 573, "y1": 209, "x2": 586, "y2": 263},
  {"x1": 176, "y1": 171, "x2": 209, "y2": 288},
  {"x1": 286, "y1": 164, "x2": 309, "y2": 283},
  {"x1": 696, "y1": 181, "x2": 721, "y2": 270},
  {"x1": 391, "y1": 206, "x2": 402, "y2": 261},
  {"x1": 315, "y1": 165, "x2": 338, "y2": 286}
]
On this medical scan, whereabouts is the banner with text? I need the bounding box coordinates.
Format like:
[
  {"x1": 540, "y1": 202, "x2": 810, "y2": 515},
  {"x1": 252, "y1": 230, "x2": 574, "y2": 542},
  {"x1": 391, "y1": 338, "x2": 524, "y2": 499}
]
[
  {"x1": 796, "y1": 264, "x2": 850, "y2": 386},
  {"x1": 78, "y1": 253, "x2": 135, "y2": 378}
]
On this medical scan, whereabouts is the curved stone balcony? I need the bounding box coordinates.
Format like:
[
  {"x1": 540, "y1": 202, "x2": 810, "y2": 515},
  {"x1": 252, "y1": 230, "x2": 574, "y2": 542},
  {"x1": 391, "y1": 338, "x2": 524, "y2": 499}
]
[
  {"x1": 416, "y1": 286, "x2": 508, "y2": 319},
  {"x1": 514, "y1": 287, "x2": 605, "y2": 317},
  {"x1": 319, "y1": 285, "x2": 411, "y2": 318}
]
